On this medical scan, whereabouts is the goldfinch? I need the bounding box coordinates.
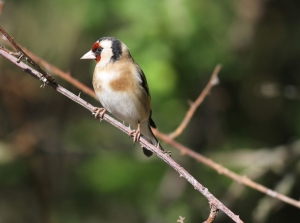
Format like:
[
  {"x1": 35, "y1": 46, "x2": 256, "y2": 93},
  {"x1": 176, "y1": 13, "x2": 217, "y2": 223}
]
[{"x1": 81, "y1": 37, "x2": 162, "y2": 157}]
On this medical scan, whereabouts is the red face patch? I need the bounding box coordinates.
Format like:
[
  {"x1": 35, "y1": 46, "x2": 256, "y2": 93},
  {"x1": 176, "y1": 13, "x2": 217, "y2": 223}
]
[
  {"x1": 96, "y1": 55, "x2": 101, "y2": 62},
  {"x1": 92, "y1": 42, "x2": 100, "y2": 52},
  {"x1": 91, "y1": 42, "x2": 102, "y2": 63}
]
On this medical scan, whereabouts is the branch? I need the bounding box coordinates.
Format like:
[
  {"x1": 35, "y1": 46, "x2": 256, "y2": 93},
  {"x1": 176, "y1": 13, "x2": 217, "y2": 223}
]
[
  {"x1": 169, "y1": 65, "x2": 221, "y2": 139},
  {"x1": 0, "y1": 46, "x2": 243, "y2": 222},
  {"x1": 203, "y1": 203, "x2": 219, "y2": 223},
  {"x1": 0, "y1": 1, "x2": 4, "y2": 15},
  {"x1": 22, "y1": 48, "x2": 97, "y2": 100},
  {"x1": 0, "y1": 26, "x2": 56, "y2": 85},
  {"x1": 4, "y1": 37, "x2": 300, "y2": 210},
  {"x1": 1, "y1": 32, "x2": 96, "y2": 100},
  {"x1": 177, "y1": 216, "x2": 186, "y2": 223},
  {"x1": 153, "y1": 129, "x2": 300, "y2": 209}
]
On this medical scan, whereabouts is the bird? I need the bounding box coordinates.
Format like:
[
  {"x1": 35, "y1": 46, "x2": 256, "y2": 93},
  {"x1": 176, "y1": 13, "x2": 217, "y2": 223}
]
[{"x1": 81, "y1": 37, "x2": 163, "y2": 157}]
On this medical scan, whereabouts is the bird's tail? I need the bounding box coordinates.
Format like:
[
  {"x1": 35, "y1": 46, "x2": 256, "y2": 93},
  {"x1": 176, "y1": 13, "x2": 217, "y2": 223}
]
[{"x1": 140, "y1": 122, "x2": 163, "y2": 157}]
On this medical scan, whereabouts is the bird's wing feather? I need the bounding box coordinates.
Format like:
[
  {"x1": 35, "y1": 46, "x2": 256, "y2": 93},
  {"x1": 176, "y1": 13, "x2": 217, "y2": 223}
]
[
  {"x1": 135, "y1": 64, "x2": 150, "y2": 96},
  {"x1": 134, "y1": 63, "x2": 156, "y2": 129}
]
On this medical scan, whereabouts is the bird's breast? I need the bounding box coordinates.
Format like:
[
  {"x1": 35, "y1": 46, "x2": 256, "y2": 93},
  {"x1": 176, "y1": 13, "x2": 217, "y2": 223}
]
[
  {"x1": 93, "y1": 63, "x2": 136, "y2": 92},
  {"x1": 92, "y1": 66, "x2": 150, "y2": 126}
]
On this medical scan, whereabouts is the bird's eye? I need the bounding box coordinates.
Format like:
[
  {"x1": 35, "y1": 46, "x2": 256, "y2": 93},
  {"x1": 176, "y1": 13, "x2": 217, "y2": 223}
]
[{"x1": 96, "y1": 47, "x2": 103, "y2": 54}]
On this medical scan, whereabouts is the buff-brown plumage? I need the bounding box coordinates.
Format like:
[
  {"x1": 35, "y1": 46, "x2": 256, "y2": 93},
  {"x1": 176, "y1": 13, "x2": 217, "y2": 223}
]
[{"x1": 81, "y1": 37, "x2": 162, "y2": 156}]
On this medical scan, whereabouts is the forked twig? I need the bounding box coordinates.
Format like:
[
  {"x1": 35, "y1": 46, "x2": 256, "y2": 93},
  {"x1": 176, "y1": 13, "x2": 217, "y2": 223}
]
[
  {"x1": 0, "y1": 34, "x2": 244, "y2": 223},
  {"x1": 2, "y1": 30, "x2": 299, "y2": 211},
  {"x1": 22, "y1": 48, "x2": 97, "y2": 99},
  {"x1": 153, "y1": 129, "x2": 300, "y2": 209},
  {"x1": 203, "y1": 203, "x2": 219, "y2": 223},
  {"x1": 0, "y1": 26, "x2": 56, "y2": 86},
  {"x1": 177, "y1": 216, "x2": 185, "y2": 223},
  {"x1": 169, "y1": 65, "x2": 221, "y2": 139}
]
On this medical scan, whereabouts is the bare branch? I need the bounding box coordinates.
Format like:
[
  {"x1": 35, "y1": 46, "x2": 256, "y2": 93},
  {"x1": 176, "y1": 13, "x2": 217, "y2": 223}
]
[
  {"x1": 0, "y1": 46, "x2": 244, "y2": 223},
  {"x1": 203, "y1": 203, "x2": 219, "y2": 223},
  {"x1": 153, "y1": 129, "x2": 300, "y2": 209},
  {"x1": 177, "y1": 216, "x2": 185, "y2": 223},
  {"x1": 3, "y1": 36, "x2": 300, "y2": 210},
  {"x1": 0, "y1": 26, "x2": 56, "y2": 85},
  {"x1": 22, "y1": 48, "x2": 97, "y2": 100},
  {"x1": 169, "y1": 65, "x2": 221, "y2": 139},
  {"x1": 1, "y1": 34, "x2": 96, "y2": 100},
  {"x1": 0, "y1": 1, "x2": 4, "y2": 15}
]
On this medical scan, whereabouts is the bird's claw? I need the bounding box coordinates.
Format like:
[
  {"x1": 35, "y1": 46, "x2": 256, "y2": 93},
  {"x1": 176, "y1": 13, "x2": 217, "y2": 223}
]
[
  {"x1": 128, "y1": 122, "x2": 141, "y2": 144},
  {"x1": 93, "y1": 107, "x2": 106, "y2": 120},
  {"x1": 129, "y1": 129, "x2": 141, "y2": 144}
]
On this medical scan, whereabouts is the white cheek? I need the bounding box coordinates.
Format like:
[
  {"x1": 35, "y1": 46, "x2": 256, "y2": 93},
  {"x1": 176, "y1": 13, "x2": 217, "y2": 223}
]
[{"x1": 97, "y1": 49, "x2": 113, "y2": 67}]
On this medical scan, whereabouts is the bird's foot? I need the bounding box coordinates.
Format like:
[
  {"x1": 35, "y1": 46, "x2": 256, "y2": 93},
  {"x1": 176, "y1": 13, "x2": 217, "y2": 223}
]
[
  {"x1": 128, "y1": 122, "x2": 141, "y2": 144},
  {"x1": 129, "y1": 129, "x2": 141, "y2": 144},
  {"x1": 93, "y1": 107, "x2": 106, "y2": 120}
]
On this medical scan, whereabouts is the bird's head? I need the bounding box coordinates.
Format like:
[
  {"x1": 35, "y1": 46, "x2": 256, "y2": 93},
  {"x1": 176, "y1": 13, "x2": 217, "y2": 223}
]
[{"x1": 81, "y1": 37, "x2": 126, "y2": 66}]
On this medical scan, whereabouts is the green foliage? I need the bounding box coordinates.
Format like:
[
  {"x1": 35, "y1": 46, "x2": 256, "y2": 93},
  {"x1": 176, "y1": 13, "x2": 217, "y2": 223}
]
[
  {"x1": 77, "y1": 153, "x2": 165, "y2": 193},
  {"x1": 1, "y1": 0, "x2": 300, "y2": 222}
]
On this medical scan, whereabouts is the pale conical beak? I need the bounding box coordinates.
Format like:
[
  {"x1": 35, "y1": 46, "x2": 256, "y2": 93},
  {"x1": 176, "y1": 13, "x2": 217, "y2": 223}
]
[{"x1": 80, "y1": 50, "x2": 96, "y2": 60}]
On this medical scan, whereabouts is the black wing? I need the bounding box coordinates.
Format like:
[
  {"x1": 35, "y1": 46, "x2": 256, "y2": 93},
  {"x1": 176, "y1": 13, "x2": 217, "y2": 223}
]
[{"x1": 135, "y1": 63, "x2": 156, "y2": 129}]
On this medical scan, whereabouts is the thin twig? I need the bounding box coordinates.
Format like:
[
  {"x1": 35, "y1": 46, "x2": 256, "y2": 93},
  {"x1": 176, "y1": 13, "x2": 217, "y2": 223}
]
[
  {"x1": 0, "y1": 34, "x2": 96, "y2": 99},
  {"x1": 0, "y1": 46, "x2": 244, "y2": 223},
  {"x1": 0, "y1": 1, "x2": 4, "y2": 15},
  {"x1": 169, "y1": 64, "x2": 221, "y2": 139},
  {"x1": 4, "y1": 40, "x2": 300, "y2": 210},
  {"x1": 203, "y1": 203, "x2": 219, "y2": 223},
  {"x1": 22, "y1": 48, "x2": 97, "y2": 100},
  {"x1": 153, "y1": 129, "x2": 300, "y2": 209},
  {"x1": 177, "y1": 216, "x2": 185, "y2": 223},
  {"x1": 0, "y1": 26, "x2": 56, "y2": 86}
]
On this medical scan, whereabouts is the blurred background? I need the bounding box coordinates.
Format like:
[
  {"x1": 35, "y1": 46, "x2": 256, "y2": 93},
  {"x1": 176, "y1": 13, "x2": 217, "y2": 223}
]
[{"x1": 0, "y1": 0, "x2": 300, "y2": 222}]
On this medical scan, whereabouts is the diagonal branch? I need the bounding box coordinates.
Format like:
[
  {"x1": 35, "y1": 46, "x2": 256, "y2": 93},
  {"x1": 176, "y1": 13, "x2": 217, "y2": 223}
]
[
  {"x1": 0, "y1": 26, "x2": 56, "y2": 85},
  {"x1": 153, "y1": 129, "x2": 300, "y2": 209},
  {"x1": 1, "y1": 33, "x2": 96, "y2": 99},
  {"x1": 169, "y1": 64, "x2": 221, "y2": 139},
  {"x1": 22, "y1": 48, "x2": 97, "y2": 100},
  {"x1": 4, "y1": 40, "x2": 300, "y2": 210},
  {"x1": 0, "y1": 46, "x2": 244, "y2": 223}
]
